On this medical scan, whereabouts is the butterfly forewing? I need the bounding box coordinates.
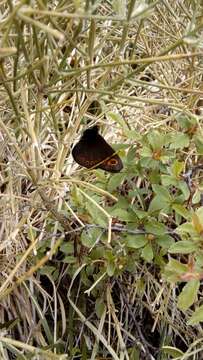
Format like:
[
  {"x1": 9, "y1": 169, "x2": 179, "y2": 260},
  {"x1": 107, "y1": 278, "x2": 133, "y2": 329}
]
[{"x1": 72, "y1": 126, "x2": 123, "y2": 172}]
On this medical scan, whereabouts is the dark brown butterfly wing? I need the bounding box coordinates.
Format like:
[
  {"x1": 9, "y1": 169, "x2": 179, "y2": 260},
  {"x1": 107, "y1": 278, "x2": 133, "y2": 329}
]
[{"x1": 72, "y1": 126, "x2": 123, "y2": 173}]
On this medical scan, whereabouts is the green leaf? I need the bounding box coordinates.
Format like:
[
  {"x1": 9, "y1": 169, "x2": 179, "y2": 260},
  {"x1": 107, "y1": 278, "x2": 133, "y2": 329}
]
[
  {"x1": 129, "y1": 347, "x2": 140, "y2": 360},
  {"x1": 188, "y1": 304, "x2": 203, "y2": 325},
  {"x1": 125, "y1": 129, "x2": 141, "y2": 141},
  {"x1": 90, "y1": 246, "x2": 106, "y2": 260},
  {"x1": 107, "y1": 260, "x2": 116, "y2": 276},
  {"x1": 178, "y1": 181, "x2": 190, "y2": 200},
  {"x1": 140, "y1": 157, "x2": 158, "y2": 169},
  {"x1": 161, "y1": 346, "x2": 184, "y2": 357},
  {"x1": 141, "y1": 243, "x2": 154, "y2": 262},
  {"x1": 171, "y1": 160, "x2": 184, "y2": 178},
  {"x1": 164, "y1": 259, "x2": 188, "y2": 282},
  {"x1": 192, "y1": 212, "x2": 203, "y2": 234},
  {"x1": 147, "y1": 130, "x2": 166, "y2": 150},
  {"x1": 106, "y1": 111, "x2": 128, "y2": 132},
  {"x1": 152, "y1": 184, "x2": 171, "y2": 201},
  {"x1": 196, "y1": 252, "x2": 203, "y2": 267},
  {"x1": 125, "y1": 234, "x2": 147, "y2": 248},
  {"x1": 156, "y1": 235, "x2": 174, "y2": 249},
  {"x1": 148, "y1": 195, "x2": 170, "y2": 212},
  {"x1": 60, "y1": 242, "x2": 74, "y2": 254},
  {"x1": 39, "y1": 265, "x2": 55, "y2": 276},
  {"x1": 149, "y1": 169, "x2": 161, "y2": 184},
  {"x1": 86, "y1": 202, "x2": 107, "y2": 227},
  {"x1": 161, "y1": 175, "x2": 178, "y2": 186},
  {"x1": 196, "y1": 207, "x2": 203, "y2": 222},
  {"x1": 170, "y1": 133, "x2": 190, "y2": 149},
  {"x1": 63, "y1": 256, "x2": 76, "y2": 264},
  {"x1": 110, "y1": 196, "x2": 129, "y2": 210},
  {"x1": 127, "y1": 146, "x2": 137, "y2": 162},
  {"x1": 177, "y1": 280, "x2": 200, "y2": 311},
  {"x1": 107, "y1": 173, "x2": 124, "y2": 192},
  {"x1": 177, "y1": 113, "x2": 196, "y2": 129},
  {"x1": 169, "y1": 241, "x2": 198, "y2": 254},
  {"x1": 175, "y1": 222, "x2": 195, "y2": 235},
  {"x1": 165, "y1": 259, "x2": 188, "y2": 275},
  {"x1": 194, "y1": 134, "x2": 203, "y2": 155},
  {"x1": 192, "y1": 189, "x2": 201, "y2": 204},
  {"x1": 145, "y1": 220, "x2": 166, "y2": 235},
  {"x1": 109, "y1": 208, "x2": 134, "y2": 222},
  {"x1": 81, "y1": 227, "x2": 103, "y2": 248},
  {"x1": 131, "y1": 208, "x2": 148, "y2": 219},
  {"x1": 140, "y1": 146, "x2": 153, "y2": 157},
  {"x1": 172, "y1": 204, "x2": 191, "y2": 220},
  {"x1": 95, "y1": 298, "x2": 106, "y2": 318},
  {"x1": 71, "y1": 185, "x2": 84, "y2": 206}
]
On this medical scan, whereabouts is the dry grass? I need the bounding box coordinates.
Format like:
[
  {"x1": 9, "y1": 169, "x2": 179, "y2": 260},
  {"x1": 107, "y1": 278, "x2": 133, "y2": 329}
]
[{"x1": 0, "y1": 1, "x2": 203, "y2": 359}]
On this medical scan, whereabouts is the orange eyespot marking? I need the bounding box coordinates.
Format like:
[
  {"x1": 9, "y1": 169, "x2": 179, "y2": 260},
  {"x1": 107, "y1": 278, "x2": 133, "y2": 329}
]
[{"x1": 107, "y1": 158, "x2": 118, "y2": 166}]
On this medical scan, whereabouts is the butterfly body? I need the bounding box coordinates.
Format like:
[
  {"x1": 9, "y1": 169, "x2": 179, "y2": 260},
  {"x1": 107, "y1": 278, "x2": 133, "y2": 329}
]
[{"x1": 72, "y1": 126, "x2": 123, "y2": 172}]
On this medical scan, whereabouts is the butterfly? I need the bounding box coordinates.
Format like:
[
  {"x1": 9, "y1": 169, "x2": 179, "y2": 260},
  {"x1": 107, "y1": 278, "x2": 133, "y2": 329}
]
[{"x1": 72, "y1": 126, "x2": 123, "y2": 172}]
